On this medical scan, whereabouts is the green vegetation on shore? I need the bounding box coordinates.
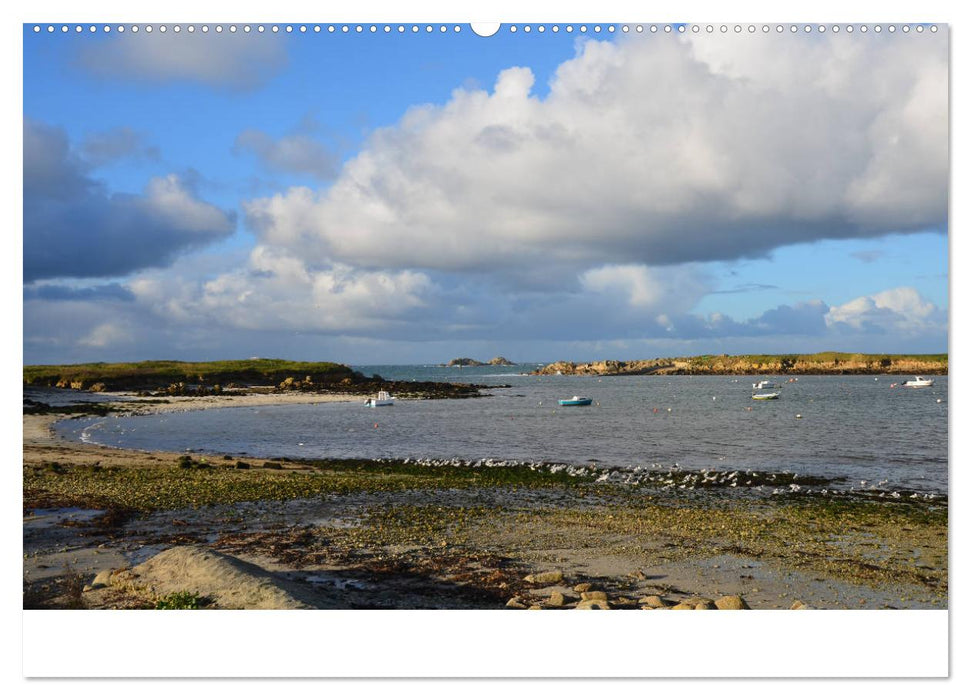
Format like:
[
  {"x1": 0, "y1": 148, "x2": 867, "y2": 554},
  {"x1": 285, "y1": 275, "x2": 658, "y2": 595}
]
[
  {"x1": 23, "y1": 459, "x2": 594, "y2": 514},
  {"x1": 537, "y1": 352, "x2": 948, "y2": 376},
  {"x1": 23, "y1": 359, "x2": 355, "y2": 391}
]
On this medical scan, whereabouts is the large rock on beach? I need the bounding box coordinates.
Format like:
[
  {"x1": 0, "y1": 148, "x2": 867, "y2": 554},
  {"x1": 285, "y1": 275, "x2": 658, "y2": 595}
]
[
  {"x1": 115, "y1": 546, "x2": 317, "y2": 609},
  {"x1": 573, "y1": 582, "x2": 593, "y2": 593},
  {"x1": 525, "y1": 570, "x2": 564, "y2": 585},
  {"x1": 714, "y1": 595, "x2": 750, "y2": 610},
  {"x1": 580, "y1": 590, "x2": 608, "y2": 602},
  {"x1": 548, "y1": 591, "x2": 566, "y2": 607}
]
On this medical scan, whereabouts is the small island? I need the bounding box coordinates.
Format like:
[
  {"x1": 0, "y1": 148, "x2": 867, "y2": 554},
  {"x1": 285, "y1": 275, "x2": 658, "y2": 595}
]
[{"x1": 446, "y1": 356, "x2": 515, "y2": 367}]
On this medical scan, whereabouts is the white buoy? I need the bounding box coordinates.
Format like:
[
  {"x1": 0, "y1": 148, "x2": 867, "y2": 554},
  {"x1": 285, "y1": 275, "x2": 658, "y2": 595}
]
[{"x1": 796, "y1": 414, "x2": 802, "y2": 419}]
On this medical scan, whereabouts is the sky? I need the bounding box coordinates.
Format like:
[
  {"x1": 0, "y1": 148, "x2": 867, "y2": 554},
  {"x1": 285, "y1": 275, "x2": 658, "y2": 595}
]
[{"x1": 22, "y1": 23, "x2": 949, "y2": 365}]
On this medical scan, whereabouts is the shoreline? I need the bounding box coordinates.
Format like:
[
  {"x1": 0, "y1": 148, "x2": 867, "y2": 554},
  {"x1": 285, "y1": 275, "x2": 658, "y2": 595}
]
[{"x1": 23, "y1": 391, "x2": 948, "y2": 611}]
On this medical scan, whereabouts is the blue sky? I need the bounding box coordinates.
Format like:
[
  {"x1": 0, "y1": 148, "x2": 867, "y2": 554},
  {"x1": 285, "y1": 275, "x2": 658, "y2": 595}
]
[{"x1": 23, "y1": 23, "x2": 949, "y2": 364}]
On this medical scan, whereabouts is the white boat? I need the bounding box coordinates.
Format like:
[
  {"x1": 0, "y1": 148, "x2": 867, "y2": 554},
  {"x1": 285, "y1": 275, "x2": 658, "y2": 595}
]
[
  {"x1": 753, "y1": 380, "x2": 778, "y2": 390},
  {"x1": 901, "y1": 376, "x2": 935, "y2": 388},
  {"x1": 364, "y1": 390, "x2": 395, "y2": 407},
  {"x1": 752, "y1": 391, "x2": 781, "y2": 400}
]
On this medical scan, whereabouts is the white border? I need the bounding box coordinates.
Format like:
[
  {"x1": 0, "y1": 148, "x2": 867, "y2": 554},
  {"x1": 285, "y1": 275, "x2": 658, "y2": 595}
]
[{"x1": 8, "y1": 0, "x2": 962, "y2": 687}]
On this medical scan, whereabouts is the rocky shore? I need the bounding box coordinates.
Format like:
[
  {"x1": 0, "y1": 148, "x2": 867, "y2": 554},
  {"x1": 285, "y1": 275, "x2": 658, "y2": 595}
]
[
  {"x1": 534, "y1": 352, "x2": 948, "y2": 377},
  {"x1": 23, "y1": 393, "x2": 947, "y2": 611}
]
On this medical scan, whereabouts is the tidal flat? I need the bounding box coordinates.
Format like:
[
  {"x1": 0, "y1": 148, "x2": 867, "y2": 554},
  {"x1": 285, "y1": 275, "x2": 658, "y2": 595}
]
[{"x1": 23, "y1": 401, "x2": 947, "y2": 611}]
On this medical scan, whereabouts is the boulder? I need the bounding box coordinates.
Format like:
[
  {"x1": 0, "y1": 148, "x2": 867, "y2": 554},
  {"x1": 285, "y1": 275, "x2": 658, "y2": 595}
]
[
  {"x1": 90, "y1": 569, "x2": 114, "y2": 589},
  {"x1": 89, "y1": 383, "x2": 107, "y2": 393},
  {"x1": 638, "y1": 595, "x2": 670, "y2": 608},
  {"x1": 695, "y1": 602, "x2": 716, "y2": 610},
  {"x1": 575, "y1": 599, "x2": 610, "y2": 610},
  {"x1": 670, "y1": 602, "x2": 695, "y2": 610},
  {"x1": 506, "y1": 597, "x2": 527, "y2": 609},
  {"x1": 714, "y1": 595, "x2": 750, "y2": 610},
  {"x1": 524, "y1": 570, "x2": 564, "y2": 585},
  {"x1": 548, "y1": 591, "x2": 565, "y2": 607},
  {"x1": 573, "y1": 582, "x2": 592, "y2": 593},
  {"x1": 580, "y1": 591, "x2": 608, "y2": 602}
]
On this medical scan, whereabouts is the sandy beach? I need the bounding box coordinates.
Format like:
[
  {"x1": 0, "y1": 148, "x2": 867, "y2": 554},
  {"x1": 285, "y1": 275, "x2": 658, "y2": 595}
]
[{"x1": 23, "y1": 391, "x2": 948, "y2": 611}]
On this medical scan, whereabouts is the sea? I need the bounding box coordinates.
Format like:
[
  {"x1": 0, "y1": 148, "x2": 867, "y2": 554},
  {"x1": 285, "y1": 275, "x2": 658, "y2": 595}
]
[{"x1": 49, "y1": 364, "x2": 948, "y2": 500}]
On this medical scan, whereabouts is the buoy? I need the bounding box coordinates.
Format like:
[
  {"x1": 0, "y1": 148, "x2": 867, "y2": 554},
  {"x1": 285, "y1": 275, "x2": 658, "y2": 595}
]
[
  {"x1": 374, "y1": 423, "x2": 378, "y2": 428},
  {"x1": 796, "y1": 414, "x2": 802, "y2": 419},
  {"x1": 937, "y1": 399, "x2": 943, "y2": 403}
]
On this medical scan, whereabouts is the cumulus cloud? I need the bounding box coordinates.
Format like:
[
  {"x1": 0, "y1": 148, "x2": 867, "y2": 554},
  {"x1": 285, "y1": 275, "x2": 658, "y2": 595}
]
[
  {"x1": 128, "y1": 245, "x2": 436, "y2": 335},
  {"x1": 24, "y1": 120, "x2": 236, "y2": 282},
  {"x1": 80, "y1": 127, "x2": 159, "y2": 166},
  {"x1": 825, "y1": 287, "x2": 945, "y2": 335},
  {"x1": 76, "y1": 32, "x2": 288, "y2": 91},
  {"x1": 243, "y1": 32, "x2": 947, "y2": 276},
  {"x1": 79, "y1": 322, "x2": 133, "y2": 348},
  {"x1": 234, "y1": 129, "x2": 339, "y2": 180}
]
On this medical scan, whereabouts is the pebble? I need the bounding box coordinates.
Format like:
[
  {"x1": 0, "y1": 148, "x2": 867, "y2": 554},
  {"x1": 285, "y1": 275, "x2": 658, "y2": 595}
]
[
  {"x1": 714, "y1": 595, "x2": 750, "y2": 610},
  {"x1": 638, "y1": 595, "x2": 669, "y2": 608}
]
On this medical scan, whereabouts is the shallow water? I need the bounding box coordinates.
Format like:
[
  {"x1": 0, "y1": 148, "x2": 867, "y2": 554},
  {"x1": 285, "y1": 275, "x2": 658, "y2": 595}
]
[{"x1": 55, "y1": 370, "x2": 948, "y2": 497}]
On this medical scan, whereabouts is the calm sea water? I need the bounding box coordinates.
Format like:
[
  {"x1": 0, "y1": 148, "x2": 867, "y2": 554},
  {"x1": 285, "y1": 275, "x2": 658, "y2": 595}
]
[{"x1": 55, "y1": 367, "x2": 948, "y2": 496}]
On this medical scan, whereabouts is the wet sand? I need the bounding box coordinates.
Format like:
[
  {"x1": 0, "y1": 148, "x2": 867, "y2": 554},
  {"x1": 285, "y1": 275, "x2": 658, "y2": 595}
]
[{"x1": 23, "y1": 392, "x2": 948, "y2": 611}]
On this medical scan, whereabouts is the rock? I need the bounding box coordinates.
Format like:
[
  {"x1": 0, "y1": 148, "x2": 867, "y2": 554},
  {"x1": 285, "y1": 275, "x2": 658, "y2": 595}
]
[
  {"x1": 670, "y1": 602, "x2": 695, "y2": 610},
  {"x1": 548, "y1": 591, "x2": 565, "y2": 607},
  {"x1": 89, "y1": 382, "x2": 107, "y2": 392},
  {"x1": 487, "y1": 357, "x2": 515, "y2": 366},
  {"x1": 524, "y1": 570, "x2": 564, "y2": 585},
  {"x1": 528, "y1": 605, "x2": 543, "y2": 610},
  {"x1": 88, "y1": 569, "x2": 113, "y2": 590},
  {"x1": 695, "y1": 602, "x2": 716, "y2": 610},
  {"x1": 573, "y1": 582, "x2": 593, "y2": 593},
  {"x1": 580, "y1": 591, "x2": 608, "y2": 602},
  {"x1": 790, "y1": 600, "x2": 813, "y2": 610},
  {"x1": 714, "y1": 595, "x2": 750, "y2": 610},
  {"x1": 506, "y1": 597, "x2": 527, "y2": 609},
  {"x1": 69, "y1": 380, "x2": 85, "y2": 390},
  {"x1": 638, "y1": 595, "x2": 669, "y2": 608},
  {"x1": 683, "y1": 596, "x2": 714, "y2": 606},
  {"x1": 629, "y1": 570, "x2": 647, "y2": 581},
  {"x1": 575, "y1": 599, "x2": 610, "y2": 610}
]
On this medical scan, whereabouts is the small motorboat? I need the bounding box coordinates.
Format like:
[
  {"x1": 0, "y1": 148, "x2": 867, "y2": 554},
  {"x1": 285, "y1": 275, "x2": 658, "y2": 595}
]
[
  {"x1": 558, "y1": 396, "x2": 593, "y2": 406},
  {"x1": 901, "y1": 376, "x2": 935, "y2": 388},
  {"x1": 752, "y1": 391, "x2": 781, "y2": 400},
  {"x1": 364, "y1": 390, "x2": 395, "y2": 407},
  {"x1": 753, "y1": 380, "x2": 778, "y2": 390}
]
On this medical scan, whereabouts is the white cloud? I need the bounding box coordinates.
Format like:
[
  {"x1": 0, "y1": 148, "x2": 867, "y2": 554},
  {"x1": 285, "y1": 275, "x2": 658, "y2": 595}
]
[
  {"x1": 76, "y1": 32, "x2": 288, "y2": 90},
  {"x1": 234, "y1": 129, "x2": 338, "y2": 180},
  {"x1": 825, "y1": 287, "x2": 944, "y2": 334},
  {"x1": 243, "y1": 32, "x2": 947, "y2": 276},
  {"x1": 79, "y1": 322, "x2": 133, "y2": 348}
]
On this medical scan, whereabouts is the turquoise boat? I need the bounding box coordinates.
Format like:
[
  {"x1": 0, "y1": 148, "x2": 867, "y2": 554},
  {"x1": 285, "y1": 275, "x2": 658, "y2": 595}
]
[{"x1": 558, "y1": 396, "x2": 593, "y2": 406}]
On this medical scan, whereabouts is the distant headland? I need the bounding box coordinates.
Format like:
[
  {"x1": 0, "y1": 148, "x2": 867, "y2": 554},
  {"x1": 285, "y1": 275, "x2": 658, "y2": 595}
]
[{"x1": 533, "y1": 352, "x2": 948, "y2": 376}]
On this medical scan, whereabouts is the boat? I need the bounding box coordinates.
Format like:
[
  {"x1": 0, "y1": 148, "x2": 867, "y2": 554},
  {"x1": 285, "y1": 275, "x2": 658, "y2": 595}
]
[
  {"x1": 752, "y1": 391, "x2": 781, "y2": 400},
  {"x1": 753, "y1": 380, "x2": 778, "y2": 390},
  {"x1": 364, "y1": 390, "x2": 395, "y2": 407},
  {"x1": 901, "y1": 376, "x2": 935, "y2": 388},
  {"x1": 558, "y1": 396, "x2": 593, "y2": 406}
]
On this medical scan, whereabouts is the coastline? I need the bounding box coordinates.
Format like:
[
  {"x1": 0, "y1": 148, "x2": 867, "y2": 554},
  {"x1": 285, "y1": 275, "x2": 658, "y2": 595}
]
[{"x1": 23, "y1": 391, "x2": 947, "y2": 611}]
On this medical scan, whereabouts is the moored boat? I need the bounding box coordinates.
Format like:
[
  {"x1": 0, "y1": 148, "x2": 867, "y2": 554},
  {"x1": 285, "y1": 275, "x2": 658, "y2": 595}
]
[
  {"x1": 753, "y1": 380, "x2": 778, "y2": 390},
  {"x1": 901, "y1": 376, "x2": 934, "y2": 388},
  {"x1": 365, "y1": 390, "x2": 395, "y2": 407},
  {"x1": 752, "y1": 391, "x2": 781, "y2": 400},
  {"x1": 558, "y1": 396, "x2": 593, "y2": 406}
]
